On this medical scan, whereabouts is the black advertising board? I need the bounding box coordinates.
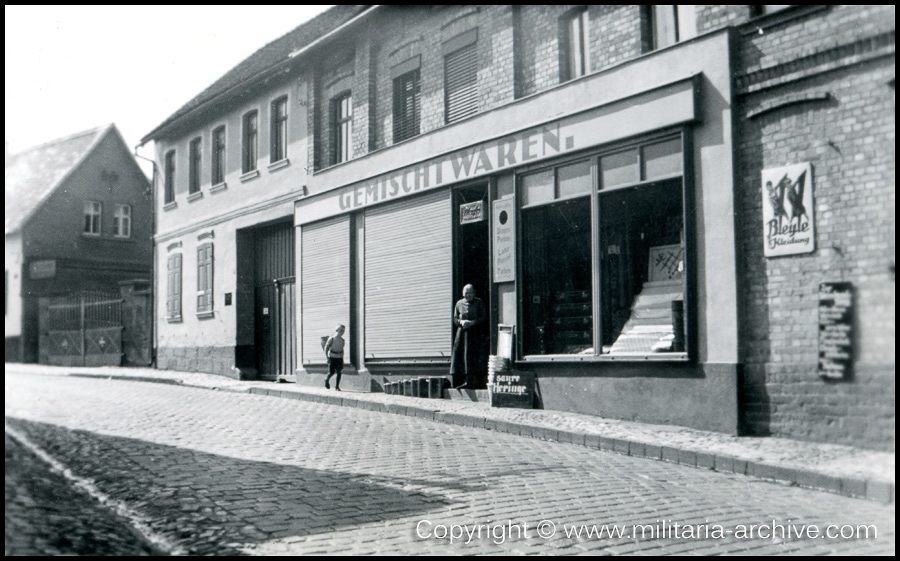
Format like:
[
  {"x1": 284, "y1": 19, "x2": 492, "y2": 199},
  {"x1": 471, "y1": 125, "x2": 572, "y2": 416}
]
[
  {"x1": 818, "y1": 282, "x2": 852, "y2": 380},
  {"x1": 490, "y1": 371, "x2": 535, "y2": 408}
]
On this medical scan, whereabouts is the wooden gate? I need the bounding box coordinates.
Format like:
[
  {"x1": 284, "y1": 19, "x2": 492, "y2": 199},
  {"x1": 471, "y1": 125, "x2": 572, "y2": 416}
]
[
  {"x1": 255, "y1": 277, "x2": 296, "y2": 380},
  {"x1": 42, "y1": 291, "x2": 123, "y2": 366}
]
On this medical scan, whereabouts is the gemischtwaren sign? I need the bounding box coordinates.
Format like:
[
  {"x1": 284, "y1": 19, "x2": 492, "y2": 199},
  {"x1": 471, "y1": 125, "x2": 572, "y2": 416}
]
[
  {"x1": 761, "y1": 162, "x2": 815, "y2": 257},
  {"x1": 295, "y1": 76, "x2": 698, "y2": 225}
]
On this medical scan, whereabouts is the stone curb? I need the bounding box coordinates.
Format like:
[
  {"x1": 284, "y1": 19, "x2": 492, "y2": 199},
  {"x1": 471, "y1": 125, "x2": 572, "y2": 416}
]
[{"x1": 45, "y1": 371, "x2": 895, "y2": 505}]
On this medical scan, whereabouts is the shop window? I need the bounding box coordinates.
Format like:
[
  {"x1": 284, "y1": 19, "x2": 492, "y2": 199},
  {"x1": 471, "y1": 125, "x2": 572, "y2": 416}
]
[
  {"x1": 521, "y1": 160, "x2": 593, "y2": 355},
  {"x1": 519, "y1": 135, "x2": 688, "y2": 358}
]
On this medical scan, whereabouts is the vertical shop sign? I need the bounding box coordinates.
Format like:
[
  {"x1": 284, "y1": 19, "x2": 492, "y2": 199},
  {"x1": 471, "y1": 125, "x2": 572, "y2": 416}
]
[
  {"x1": 761, "y1": 163, "x2": 815, "y2": 257},
  {"x1": 818, "y1": 282, "x2": 852, "y2": 380},
  {"x1": 492, "y1": 198, "x2": 515, "y2": 282}
]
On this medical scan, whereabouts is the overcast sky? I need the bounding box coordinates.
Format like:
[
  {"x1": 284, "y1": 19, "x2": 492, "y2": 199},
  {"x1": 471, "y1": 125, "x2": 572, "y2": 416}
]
[{"x1": 5, "y1": 5, "x2": 332, "y2": 173}]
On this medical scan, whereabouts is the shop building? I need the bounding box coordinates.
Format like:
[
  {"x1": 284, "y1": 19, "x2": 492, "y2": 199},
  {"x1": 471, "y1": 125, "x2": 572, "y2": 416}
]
[{"x1": 145, "y1": 6, "x2": 894, "y2": 450}]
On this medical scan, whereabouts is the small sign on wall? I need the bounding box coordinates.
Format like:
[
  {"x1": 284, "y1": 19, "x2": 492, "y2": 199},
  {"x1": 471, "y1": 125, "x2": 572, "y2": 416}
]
[
  {"x1": 492, "y1": 198, "x2": 515, "y2": 282},
  {"x1": 459, "y1": 200, "x2": 485, "y2": 224},
  {"x1": 818, "y1": 282, "x2": 852, "y2": 380},
  {"x1": 29, "y1": 260, "x2": 56, "y2": 279},
  {"x1": 761, "y1": 163, "x2": 815, "y2": 257}
]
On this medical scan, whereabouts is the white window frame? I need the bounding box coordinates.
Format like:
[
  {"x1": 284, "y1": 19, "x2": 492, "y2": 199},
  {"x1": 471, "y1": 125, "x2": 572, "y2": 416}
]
[
  {"x1": 114, "y1": 204, "x2": 132, "y2": 238},
  {"x1": 84, "y1": 201, "x2": 102, "y2": 236}
]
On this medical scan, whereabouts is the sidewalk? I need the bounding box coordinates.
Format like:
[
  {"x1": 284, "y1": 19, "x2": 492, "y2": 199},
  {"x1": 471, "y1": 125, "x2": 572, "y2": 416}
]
[{"x1": 5, "y1": 363, "x2": 894, "y2": 504}]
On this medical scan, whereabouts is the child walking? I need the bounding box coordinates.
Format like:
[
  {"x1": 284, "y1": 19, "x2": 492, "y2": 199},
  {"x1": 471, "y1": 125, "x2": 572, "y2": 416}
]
[{"x1": 324, "y1": 324, "x2": 345, "y2": 391}]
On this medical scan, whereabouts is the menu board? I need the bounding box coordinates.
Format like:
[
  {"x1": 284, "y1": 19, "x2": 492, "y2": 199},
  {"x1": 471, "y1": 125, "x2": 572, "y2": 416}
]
[{"x1": 818, "y1": 282, "x2": 852, "y2": 380}]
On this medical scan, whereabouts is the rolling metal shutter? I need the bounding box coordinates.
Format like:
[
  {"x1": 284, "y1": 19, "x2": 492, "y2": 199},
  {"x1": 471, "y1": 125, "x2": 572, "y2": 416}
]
[
  {"x1": 301, "y1": 216, "x2": 350, "y2": 365},
  {"x1": 365, "y1": 190, "x2": 452, "y2": 359}
]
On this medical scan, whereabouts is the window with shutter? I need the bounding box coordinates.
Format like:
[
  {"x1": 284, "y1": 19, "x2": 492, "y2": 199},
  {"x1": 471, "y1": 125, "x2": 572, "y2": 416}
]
[
  {"x1": 197, "y1": 244, "x2": 214, "y2": 316},
  {"x1": 444, "y1": 42, "x2": 478, "y2": 124},
  {"x1": 393, "y1": 69, "x2": 421, "y2": 143},
  {"x1": 167, "y1": 253, "x2": 182, "y2": 321}
]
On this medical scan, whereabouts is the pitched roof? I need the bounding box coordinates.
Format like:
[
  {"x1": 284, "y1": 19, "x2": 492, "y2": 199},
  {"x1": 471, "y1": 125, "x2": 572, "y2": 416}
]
[
  {"x1": 142, "y1": 5, "x2": 374, "y2": 143},
  {"x1": 5, "y1": 124, "x2": 112, "y2": 235}
]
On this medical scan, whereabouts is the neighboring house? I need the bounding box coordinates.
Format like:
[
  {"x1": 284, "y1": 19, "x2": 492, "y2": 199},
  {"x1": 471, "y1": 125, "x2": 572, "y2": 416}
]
[
  {"x1": 5, "y1": 124, "x2": 152, "y2": 365},
  {"x1": 143, "y1": 6, "x2": 893, "y2": 451}
]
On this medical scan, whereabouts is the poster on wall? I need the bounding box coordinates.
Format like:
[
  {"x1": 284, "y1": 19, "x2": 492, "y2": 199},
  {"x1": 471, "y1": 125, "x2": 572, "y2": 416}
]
[
  {"x1": 761, "y1": 162, "x2": 815, "y2": 257},
  {"x1": 492, "y1": 198, "x2": 515, "y2": 282}
]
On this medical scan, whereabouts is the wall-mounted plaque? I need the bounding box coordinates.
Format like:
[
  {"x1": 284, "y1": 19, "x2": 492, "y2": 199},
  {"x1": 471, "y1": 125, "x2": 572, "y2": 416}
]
[
  {"x1": 762, "y1": 162, "x2": 815, "y2": 257},
  {"x1": 818, "y1": 282, "x2": 852, "y2": 380},
  {"x1": 492, "y1": 198, "x2": 515, "y2": 282}
]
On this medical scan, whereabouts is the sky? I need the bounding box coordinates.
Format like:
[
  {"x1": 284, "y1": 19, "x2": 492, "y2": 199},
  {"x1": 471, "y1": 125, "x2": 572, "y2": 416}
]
[{"x1": 5, "y1": 5, "x2": 333, "y2": 175}]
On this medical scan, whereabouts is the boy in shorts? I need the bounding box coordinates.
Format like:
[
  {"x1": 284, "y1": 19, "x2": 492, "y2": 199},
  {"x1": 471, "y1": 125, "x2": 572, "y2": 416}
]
[{"x1": 324, "y1": 324, "x2": 345, "y2": 391}]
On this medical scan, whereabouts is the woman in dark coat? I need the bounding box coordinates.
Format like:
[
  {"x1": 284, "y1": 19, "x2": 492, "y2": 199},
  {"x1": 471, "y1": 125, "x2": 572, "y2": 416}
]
[{"x1": 450, "y1": 284, "x2": 486, "y2": 389}]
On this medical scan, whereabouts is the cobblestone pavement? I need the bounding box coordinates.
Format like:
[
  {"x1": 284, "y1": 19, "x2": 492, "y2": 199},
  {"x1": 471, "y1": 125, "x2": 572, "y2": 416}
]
[
  {"x1": 5, "y1": 373, "x2": 895, "y2": 555},
  {"x1": 5, "y1": 433, "x2": 159, "y2": 555}
]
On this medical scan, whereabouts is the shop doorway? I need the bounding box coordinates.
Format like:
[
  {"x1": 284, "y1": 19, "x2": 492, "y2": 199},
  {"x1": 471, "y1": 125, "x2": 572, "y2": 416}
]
[
  {"x1": 453, "y1": 183, "x2": 490, "y2": 321},
  {"x1": 251, "y1": 221, "x2": 296, "y2": 381}
]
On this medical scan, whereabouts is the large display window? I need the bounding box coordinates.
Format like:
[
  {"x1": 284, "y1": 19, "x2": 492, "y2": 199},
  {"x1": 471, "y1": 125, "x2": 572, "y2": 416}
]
[{"x1": 518, "y1": 133, "x2": 690, "y2": 359}]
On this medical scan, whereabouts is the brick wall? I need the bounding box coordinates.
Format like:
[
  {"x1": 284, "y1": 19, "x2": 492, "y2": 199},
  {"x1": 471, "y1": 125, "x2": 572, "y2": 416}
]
[{"x1": 735, "y1": 6, "x2": 895, "y2": 451}]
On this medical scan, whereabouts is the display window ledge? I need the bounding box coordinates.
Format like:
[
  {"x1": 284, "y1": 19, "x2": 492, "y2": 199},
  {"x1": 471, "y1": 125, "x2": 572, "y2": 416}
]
[{"x1": 521, "y1": 353, "x2": 688, "y2": 363}]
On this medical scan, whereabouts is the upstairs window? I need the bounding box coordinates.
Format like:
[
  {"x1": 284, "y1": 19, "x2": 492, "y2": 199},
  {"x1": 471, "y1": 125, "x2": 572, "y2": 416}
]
[
  {"x1": 83, "y1": 201, "x2": 102, "y2": 235},
  {"x1": 114, "y1": 204, "x2": 131, "y2": 238},
  {"x1": 164, "y1": 150, "x2": 176, "y2": 204},
  {"x1": 650, "y1": 6, "x2": 698, "y2": 50},
  {"x1": 189, "y1": 137, "x2": 202, "y2": 194},
  {"x1": 561, "y1": 8, "x2": 590, "y2": 82},
  {"x1": 444, "y1": 30, "x2": 479, "y2": 124},
  {"x1": 331, "y1": 93, "x2": 353, "y2": 164},
  {"x1": 271, "y1": 96, "x2": 288, "y2": 163},
  {"x1": 393, "y1": 69, "x2": 421, "y2": 143},
  {"x1": 211, "y1": 126, "x2": 226, "y2": 185},
  {"x1": 242, "y1": 110, "x2": 258, "y2": 173}
]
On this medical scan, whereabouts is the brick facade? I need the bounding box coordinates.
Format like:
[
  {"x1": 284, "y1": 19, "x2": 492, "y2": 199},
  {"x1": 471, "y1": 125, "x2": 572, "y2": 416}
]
[
  {"x1": 296, "y1": 5, "x2": 894, "y2": 450},
  {"x1": 733, "y1": 6, "x2": 895, "y2": 451}
]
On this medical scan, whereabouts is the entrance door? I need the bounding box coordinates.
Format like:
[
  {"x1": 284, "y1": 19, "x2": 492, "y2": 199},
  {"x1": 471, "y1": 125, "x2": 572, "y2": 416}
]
[
  {"x1": 252, "y1": 221, "x2": 295, "y2": 380},
  {"x1": 453, "y1": 184, "x2": 490, "y2": 321}
]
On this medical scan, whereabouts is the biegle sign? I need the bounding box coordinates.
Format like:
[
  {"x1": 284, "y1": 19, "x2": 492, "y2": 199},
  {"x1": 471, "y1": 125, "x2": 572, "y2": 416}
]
[{"x1": 761, "y1": 163, "x2": 815, "y2": 257}]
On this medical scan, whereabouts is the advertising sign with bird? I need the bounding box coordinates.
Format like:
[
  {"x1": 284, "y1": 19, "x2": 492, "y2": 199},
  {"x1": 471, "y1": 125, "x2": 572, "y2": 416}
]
[{"x1": 761, "y1": 162, "x2": 815, "y2": 257}]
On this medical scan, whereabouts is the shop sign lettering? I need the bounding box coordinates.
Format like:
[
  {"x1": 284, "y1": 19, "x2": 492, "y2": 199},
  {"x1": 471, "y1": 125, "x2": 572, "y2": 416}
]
[
  {"x1": 490, "y1": 370, "x2": 535, "y2": 409},
  {"x1": 337, "y1": 124, "x2": 574, "y2": 212},
  {"x1": 761, "y1": 163, "x2": 815, "y2": 257}
]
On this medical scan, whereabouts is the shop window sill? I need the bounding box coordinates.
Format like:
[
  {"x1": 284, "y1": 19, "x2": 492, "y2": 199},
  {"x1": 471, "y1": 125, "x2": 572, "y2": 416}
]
[
  {"x1": 240, "y1": 169, "x2": 260, "y2": 183},
  {"x1": 521, "y1": 353, "x2": 689, "y2": 363},
  {"x1": 267, "y1": 159, "x2": 290, "y2": 173}
]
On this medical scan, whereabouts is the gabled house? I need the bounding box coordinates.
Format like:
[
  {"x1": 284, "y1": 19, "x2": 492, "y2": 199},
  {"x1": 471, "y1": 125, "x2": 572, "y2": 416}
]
[{"x1": 5, "y1": 124, "x2": 152, "y2": 365}]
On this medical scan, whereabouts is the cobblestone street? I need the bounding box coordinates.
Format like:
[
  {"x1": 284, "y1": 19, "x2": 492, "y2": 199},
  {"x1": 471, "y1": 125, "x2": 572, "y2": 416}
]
[{"x1": 5, "y1": 373, "x2": 895, "y2": 555}]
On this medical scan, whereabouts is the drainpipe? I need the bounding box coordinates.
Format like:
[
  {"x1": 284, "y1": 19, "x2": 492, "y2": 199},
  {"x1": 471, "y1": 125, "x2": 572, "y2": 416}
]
[{"x1": 133, "y1": 144, "x2": 158, "y2": 367}]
